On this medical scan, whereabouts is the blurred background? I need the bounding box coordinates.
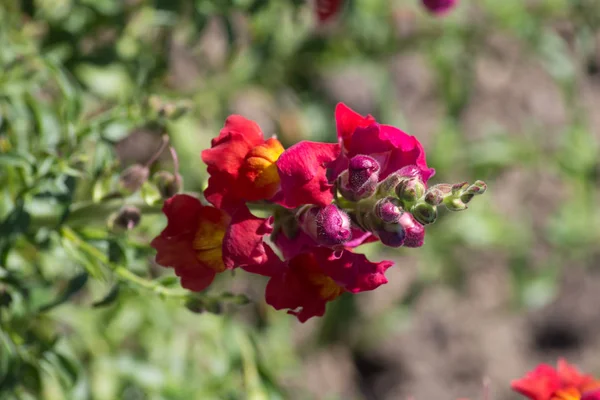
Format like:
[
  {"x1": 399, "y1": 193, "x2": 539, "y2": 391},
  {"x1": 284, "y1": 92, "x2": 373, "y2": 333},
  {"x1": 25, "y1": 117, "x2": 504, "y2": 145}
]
[{"x1": 2, "y1": 0, "x2": 600, "y2": 399}]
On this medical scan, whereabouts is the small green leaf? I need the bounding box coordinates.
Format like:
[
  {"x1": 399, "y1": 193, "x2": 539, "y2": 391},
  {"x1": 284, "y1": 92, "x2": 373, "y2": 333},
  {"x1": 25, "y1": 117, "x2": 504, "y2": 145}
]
[
  {"x1": 39, "y1": 272, "x2": 89, "y2": 312},
  {"x1": 92, "y1": 284, "x2": 120, "y2": 308}
]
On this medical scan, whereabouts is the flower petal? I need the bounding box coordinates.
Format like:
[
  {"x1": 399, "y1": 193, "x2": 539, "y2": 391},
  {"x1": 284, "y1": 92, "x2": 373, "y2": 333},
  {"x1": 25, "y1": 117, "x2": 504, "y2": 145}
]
[
  {"x1": 222, "y1": 206, "x2": 280, "y2": 276},
  {"x1": 511, "y1": 364, "x2": 562, "y2": 400},
  {"x1": 276, "y1": 141, "x2": 340, "y2": 208},
  {"x1": 335, "y1": 102, "x2": 376, "y2": 150},
  {"x1": 201, "y1": 115, "x2": 265, "y2": 210},
  {"x1": 150, "y1": 194, "x2": 230, "y2": 292},
  {"x1": 348, "y1": 124, "x2": 435, "y2": 181},
  {"x1": 317, "y1": 248, "x2": 392, "y2": 293}
]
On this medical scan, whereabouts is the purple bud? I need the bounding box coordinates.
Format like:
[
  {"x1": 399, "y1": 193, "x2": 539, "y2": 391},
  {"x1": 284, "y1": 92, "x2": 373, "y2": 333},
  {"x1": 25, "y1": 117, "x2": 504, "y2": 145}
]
[
  {"x1": 338, "y1": 155, "x2": 380, "y2": 201},
  {"x1": 112, "y1": 206, "x2": 142, "y2": 231},
  {"x1": 398, "y1": 212, "x2": 425, "y2": 248},
  {"x1": 297, "y1": 204, "x2": 352, "y2": 246},
  {"x1": 316, "y1": 204, "x2": 352, "y2": 246},
  {"x1": 422, "y1": 0, "x2": 458, "y2": 15},
  {"x1": 397, "y1": 165, "x2": 422, "y2": 178},
  {"x1": 376, "y1": 224, "x2": 406, "y2": 248},
  {"x1": 375, "y1": 197, "x2": 403, "y2": 223}
]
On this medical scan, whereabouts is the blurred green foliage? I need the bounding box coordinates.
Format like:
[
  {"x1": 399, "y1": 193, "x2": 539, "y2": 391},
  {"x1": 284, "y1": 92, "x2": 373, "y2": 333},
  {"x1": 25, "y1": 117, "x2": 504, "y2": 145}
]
[{"x1": 2, "y1": 0, "x2": 600, "y2": 399}]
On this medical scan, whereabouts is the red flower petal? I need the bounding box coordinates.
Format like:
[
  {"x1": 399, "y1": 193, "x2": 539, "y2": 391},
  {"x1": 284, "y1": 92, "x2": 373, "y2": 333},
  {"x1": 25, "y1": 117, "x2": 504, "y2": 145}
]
[
  {"x1": 335, "y1": 102, "x2": 376, "y2": 151},
  {"x1": 222, "y1": 206, "x2": 280, "y2": 276},
  {"x1": 316, "y1": 0, "x2": 345, "y2": 22},
  {"x1": 150, "y1": 194, "x2": 230, "y2": 292},
  {"x1": 583, "y1": 389, "x2": 600, "y2": 400},
  {"x1": 318, "y1": 248, "x2": 392, "y2": 293},
  {"x1": 511, "y1": 364, "x2": 562, "y2": 400},
  {"x1": 265, "y1": 251, "x2": 342, "y2": 322},
  {"x1": 276, "y1": 141, "x2": 340, "y2": 208},
  {"x1": 201, "y1": 115, "x2": 267, "y2": 211},
  {"x1": 264, "y1": 247, "x2": 391, "y2": 322}
]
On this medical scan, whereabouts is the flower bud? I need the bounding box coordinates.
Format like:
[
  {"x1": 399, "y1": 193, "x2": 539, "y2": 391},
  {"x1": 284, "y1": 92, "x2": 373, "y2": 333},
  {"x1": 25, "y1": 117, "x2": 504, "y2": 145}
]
[
  {"x1": 153, "y1": 171, "x2": 182, "y2": 199},
  {"x1": 119, "y1": 164, "x2": 150, "y2": 193},
  {"x1": 374, "y1": 223, "x2": 406, "y2": 248},
  {"x1": 460, "y1": 180, "x2": 487, "y2": 204},
  {"x1": 111, "y1": 206, "x2": 142, "y2": 231},
  {"x1": 424, "y1": 186, "x2": 444, "y2": 206},
  {"x1": 375, "y1": 197, "x2": 403, "y2": 223},
  {"x1": 337, "y1": 155, "x2": 380, "y2": 201},
  {"x1": 297, "y1": 204, "x2": 352, "y2": 246},
  {"x1": 395, "y1": 176, "x2": 426, "y2": 205},
  {"x1": 444, "y1": 196, "x2": 467, "y2": 211},
  {"x1": 411, "y1": 202, "x2": 437, "y2": 225},
  {"x1": 397, "y1": 212, "x2": 425, "y2": 248}
]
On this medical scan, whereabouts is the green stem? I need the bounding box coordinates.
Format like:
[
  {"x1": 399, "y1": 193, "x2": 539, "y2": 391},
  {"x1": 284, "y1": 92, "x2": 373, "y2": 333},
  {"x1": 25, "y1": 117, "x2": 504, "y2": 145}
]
[
  {"x1": 28, "y1": 198, "x2": 163, "y2": 231},
  {"x1": 61, "y1": 226, "x2": 187, "y2": 298}
]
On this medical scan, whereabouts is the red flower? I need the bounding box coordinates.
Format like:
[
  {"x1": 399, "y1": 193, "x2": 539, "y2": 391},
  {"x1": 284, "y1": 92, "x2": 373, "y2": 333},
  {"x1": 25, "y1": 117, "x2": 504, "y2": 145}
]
[
  {"x1": 422, "y1": 0, "x2": 458, "y2": 15},
  {"x1": 512, "y1": 359, "x2": 600, "y2": 400},
  {"x1": 275, "y1": 141, "x2": 340, "y2": 208},
  {"x1": 332, "y1": 102, "x2": 435, "y2": 182},
  {"x1": 316, "y1": 0, "x2": 344, "y2": 22},
  {"x1": 265, "y1": 247, "x2": 392, "y2": 322},
  {"x1": 151, "y1": 194, "x2": 275, "y2": 291},
  {"x1": 201, "y1": 115, "x2": 284, "y2": 212}
]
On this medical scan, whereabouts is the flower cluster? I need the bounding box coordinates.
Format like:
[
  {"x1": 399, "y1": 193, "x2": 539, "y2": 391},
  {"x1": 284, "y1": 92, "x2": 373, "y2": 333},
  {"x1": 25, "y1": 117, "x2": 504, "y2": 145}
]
[
  {"x1": 316, "y1": 0, "x2": 458, "y2": 22},
  {"x1": 151, "y1": 103, "x2": 486, "y2": 322},
  {"x1": 512, "y1": 359, "x2": 600, "y2": 400}
]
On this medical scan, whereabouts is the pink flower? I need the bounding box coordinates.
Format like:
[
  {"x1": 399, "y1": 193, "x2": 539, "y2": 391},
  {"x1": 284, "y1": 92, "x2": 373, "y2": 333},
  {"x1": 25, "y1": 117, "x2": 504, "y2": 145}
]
[{"x1": 332, "y1": 103, "x2": 435, "y2": 182}]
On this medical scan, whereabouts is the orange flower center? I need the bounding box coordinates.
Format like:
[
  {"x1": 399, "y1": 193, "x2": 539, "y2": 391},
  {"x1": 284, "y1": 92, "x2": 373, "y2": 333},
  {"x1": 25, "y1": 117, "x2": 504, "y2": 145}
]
[
  {"x1": 552, "y1": 388, "x2": 582, "y2": 400},
  {"x1": 192, "y1": 211, "x2": 229, "y2": 272},
  {"x1": 308, "y1": 273, "x2": 344, "y2": 301},
  {"x1": 239, "y1": 138, "x2": 284, "y2": 199}
]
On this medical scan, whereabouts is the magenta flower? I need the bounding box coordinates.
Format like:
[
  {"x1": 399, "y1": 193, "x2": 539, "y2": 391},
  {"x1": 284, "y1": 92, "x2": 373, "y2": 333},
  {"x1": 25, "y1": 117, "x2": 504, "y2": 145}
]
[{"x1": 422, "y1": 0, "x2": 458, "y2": 15}]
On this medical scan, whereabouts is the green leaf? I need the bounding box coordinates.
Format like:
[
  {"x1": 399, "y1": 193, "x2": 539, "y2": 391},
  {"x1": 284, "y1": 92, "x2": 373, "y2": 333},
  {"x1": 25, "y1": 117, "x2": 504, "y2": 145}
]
[
  {"x1": 39, "y1": 272, "x2": 89, "y2": 312},
  {"x1": 92, "y1": 284, "x2": 120, "y2": 308}
]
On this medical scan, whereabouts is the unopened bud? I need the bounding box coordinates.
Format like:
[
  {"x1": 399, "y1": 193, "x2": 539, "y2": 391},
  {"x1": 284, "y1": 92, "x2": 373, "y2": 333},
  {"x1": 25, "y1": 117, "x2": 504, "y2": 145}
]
[
  {"x1": 119, "y1": 164, "x2": 149, "y2": 193},
  {"x1": 112, "y1": 206, "x2": 142, "y2": 231},
  {"x1": 461, "y1": 180, "x2": 487, "y2": 204},
  {"x1": 375, "y1": 197, "x2": 403, "y2": 223},
  {"x1": 398, "y1": 212, "x2": 425, "y2": 248},
  {"x1": 338, "y1": 155, "x2": 380, "y2": 201},
  {"x1": 444, "y1": 196, "x2": 468, "y2": 211},
  {"x1": 411, "y1": 202, "x2": 437, "y2": 225},
  {"x1": 154, "y1": 171, "x2": 182, "y2": 199},
  {"x1": 395, "y1": 176, "x2": 426, "y2": 205},
  {"x1": 376, "y1": 172, "x2": 403, "y2": 197},
  {"x1": 374, "y1": 223, "x2": 406, "y2": 248},
  {"x1": 297, "y1": 204, "x2": 352, "y2": 246},
  {"x1": 424, "y1": 186, "x2": 444, "y2": 206}
]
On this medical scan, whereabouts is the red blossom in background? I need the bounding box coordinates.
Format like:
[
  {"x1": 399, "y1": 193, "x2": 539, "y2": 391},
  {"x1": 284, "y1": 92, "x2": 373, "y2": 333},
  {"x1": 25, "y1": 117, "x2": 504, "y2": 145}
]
[
  {"x1": 315, "y1": 0, "x2": 344, "y2": 22},
  {"x1": 422, "y1": 0, "x2": 458, "y2": 15},
  {"x1": 512, "y1": 359, "x2": 600, "y2": 400}
]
